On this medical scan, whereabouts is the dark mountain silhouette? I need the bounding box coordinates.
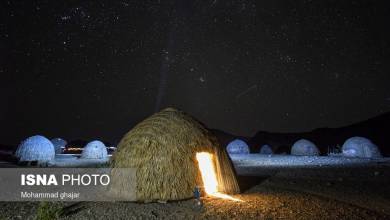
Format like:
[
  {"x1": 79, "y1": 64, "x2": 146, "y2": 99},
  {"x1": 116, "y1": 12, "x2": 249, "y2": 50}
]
[
  {"x1": 210, "y1": 129, "x2": 250, "y2": 150},
  {"x1": 1, "y1": 113, "x2": 389, "y2": 157},
  {"x1": 212, "y1": 112, "x2": 390, "y2": 157}
]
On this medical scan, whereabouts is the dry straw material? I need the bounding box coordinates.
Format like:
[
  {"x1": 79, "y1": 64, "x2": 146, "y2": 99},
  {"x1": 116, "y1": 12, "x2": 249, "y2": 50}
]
[{"x1": 111, "y1": 108, "x2": 240, "y2": 202}]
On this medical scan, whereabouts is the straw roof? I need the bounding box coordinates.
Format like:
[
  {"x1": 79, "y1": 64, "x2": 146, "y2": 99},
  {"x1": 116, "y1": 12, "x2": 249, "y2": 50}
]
[
  {"x1": 259, "y1": 144, "x2": 273, "y2": 155},
  {"x1": 291, "y1": 139, "x2": 319, "y2": 156},
  {"x1": 226, "y1": 139, "x2": 250, "y2": 155},
  {"x1": 16, "y1": 135, "x2": 55, "y2": 162},
  {"x1": 51, "y1": 138, "x2": 67, "y2": 154},
  {"x1": 342, "y1": 136, "x2": 382, "y2": 158},
  {"x1": 81, "y1": 140, "x2": 108, "y2": 159},
  {"x1": 111, "y1": 108, "x2": 240, "y2": 202}
]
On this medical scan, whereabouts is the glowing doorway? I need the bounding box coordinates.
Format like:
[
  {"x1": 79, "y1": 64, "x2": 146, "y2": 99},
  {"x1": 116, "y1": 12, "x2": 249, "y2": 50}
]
[
  {"x1": 196, "y1": 152, "x2": 242, "y2": 202},
  {"x1": 196, "y1": 152, "x2": 218, "y2": 194}
]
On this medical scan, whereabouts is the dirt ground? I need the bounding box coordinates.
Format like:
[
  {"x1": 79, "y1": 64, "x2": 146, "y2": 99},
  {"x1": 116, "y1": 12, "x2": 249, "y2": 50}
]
[{"x1": 0, "y1": 164, "x2": 389, "y2": 220}]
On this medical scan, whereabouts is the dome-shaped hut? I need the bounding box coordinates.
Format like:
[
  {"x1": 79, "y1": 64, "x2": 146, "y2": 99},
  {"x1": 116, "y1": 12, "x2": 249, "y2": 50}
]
[
  {"x1": 226, "y1": 139, "x2": 250, "y2": 155},
  {"x1": 291, "y1": 139, "x2": 319, "y2": 156},
  {"x1": 16, "y1": 135, "x2": 55, "y2": 162},
  {"x1": 111, "y1": 108, "x2": 240, "y2": 202},
  {"x1": 51, "y1": 138, "x2": 67, "y2": 154},
  {"x1": 342, "y1": 137, "x2": 382, "y2": 158},
  {"x1": 259, "y1": 144, "x2": 273, "y2": 155},
  {"x1": 81, "y1": 140, "x2": 108, "y2": 159}
]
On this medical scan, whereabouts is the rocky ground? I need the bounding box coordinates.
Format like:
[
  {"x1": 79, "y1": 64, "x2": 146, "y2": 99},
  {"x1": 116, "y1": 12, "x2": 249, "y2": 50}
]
[{"x1": 1, "y1": 163, "x2": 389, "y2": 220}]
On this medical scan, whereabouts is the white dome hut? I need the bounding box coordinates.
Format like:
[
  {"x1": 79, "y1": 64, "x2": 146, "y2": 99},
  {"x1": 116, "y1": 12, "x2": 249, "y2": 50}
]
[
  {"x1": 226, "y1": 139, "x2": 250, "y2": 155},
  {"x1": 291, "y1": 139, "x2": 319, "y2": 156},
  {"x1": 342, "y1": 137, "x2": 382, "y2": 158},
  {"x1": 81, "y1": 140, "x2": 108, "y2": 159},
  {"x1": 259, "y1": 144, "x2": 273, "y2": 155},
  {"x1": 51, "y1": 138, "x2": 67, "y2": 154},
  {"x1": 16, "y1": 135, "x2": 55, "y2": 162}
]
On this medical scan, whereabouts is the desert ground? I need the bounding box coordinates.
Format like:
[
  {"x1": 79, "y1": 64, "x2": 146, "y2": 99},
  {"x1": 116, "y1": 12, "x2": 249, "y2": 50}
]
[{"x1": 0, "y1": 158, "x2": 389, "y2": 220}]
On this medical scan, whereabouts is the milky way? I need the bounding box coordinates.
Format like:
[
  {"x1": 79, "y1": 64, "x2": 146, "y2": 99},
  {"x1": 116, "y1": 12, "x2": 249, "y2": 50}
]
[{"x1": 1, "y1": 0, "x2": 390, "y2": 144}]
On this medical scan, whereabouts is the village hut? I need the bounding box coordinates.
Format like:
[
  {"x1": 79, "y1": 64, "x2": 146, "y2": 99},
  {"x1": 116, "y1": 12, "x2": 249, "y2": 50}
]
[
  {"x1": 51, "y1": 138, "x2": 67, "y2": 154},
  {"x1": 259, "y1": 144, "x2": 273, "y2": 155},
  {"x1": 81, "y1": 140, "x2": 108, "y2": 159},
  {"x1": 16, "y1": 135, "x2": 55, "y2": 162},
  {"x1": 111, "y1": 108, "x2": 240, "y2": 202},
  {"x1": 226, "y1": 139, "x2": 250, "y2": 155},
  {"x1": 342, "y1": 136, "x2": 382, "y2": 158},
  {"x1": 291, "y1": 139, "x2": 320, "y2": 156}
]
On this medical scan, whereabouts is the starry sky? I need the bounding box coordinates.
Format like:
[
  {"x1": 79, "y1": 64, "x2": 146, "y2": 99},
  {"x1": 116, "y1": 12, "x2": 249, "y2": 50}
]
[{"x1": 1, "y1": 0, "x2": 390, "y2": 145}]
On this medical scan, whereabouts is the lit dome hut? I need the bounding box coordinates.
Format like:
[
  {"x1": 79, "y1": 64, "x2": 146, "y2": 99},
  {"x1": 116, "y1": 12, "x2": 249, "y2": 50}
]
[
  {"x1": 15, "y1": 135, "x2": 55, "y2": 162},
  {"x1": 81, "y1": 140, "x2": 108, "y2": 159},
  {"x1": 226, "y1": 139, "x2": 250, "y2": 155},
  {"x1": 51, "y1": 138, "x2": 67, "y2": 154},
  {"x1": 342, "y1": 137, "x2": 382, "y2": 158},
  {"x1": 291, "y1": 139, "x2": 319, "y2": 156},
  {"x1": 259, "y1": 144, "x2": 273, "y2": 155},
  {"x1": 111, "y1": 108, "x2": 240, "y2": 202}
]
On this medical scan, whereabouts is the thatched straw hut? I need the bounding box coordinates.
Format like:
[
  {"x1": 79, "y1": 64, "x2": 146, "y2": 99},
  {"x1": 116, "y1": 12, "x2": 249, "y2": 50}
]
[
  {"x1": 291, "y1": 139, "x2": 319, "y2": 156},
  {"x1": 16, "y1": 135, "x2": 55, "y2": 162},
  {"x1": 51, "y1": 138, "x2": 67, "y2": 154},
  {"x1": 226, "y1": 139, "x2": 250, "y2": 155},
  {"x1": 111, "y1": 108, "x2": 240, "y2": 202},
  {"x1": 259, "y1": 144, "x2": 273, "y2": 155},
  {"x1": 342, "y1": 136, "x2": 382, "y2": 158},
  {"x1": 81, "y1": 140, "x2": 108, "y2": 159}
]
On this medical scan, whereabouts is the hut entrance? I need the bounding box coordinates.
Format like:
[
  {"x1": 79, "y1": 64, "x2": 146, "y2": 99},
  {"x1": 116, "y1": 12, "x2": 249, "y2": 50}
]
[
  {"x1": 196, "y1": 152, "x2": 218, "y2": 194},
  {"x1": 196, "y1": 152, "x2": 243, "y2": 201}
]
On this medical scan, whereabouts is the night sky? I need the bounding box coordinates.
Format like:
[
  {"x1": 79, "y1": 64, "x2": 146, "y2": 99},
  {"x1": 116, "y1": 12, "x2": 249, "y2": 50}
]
[{"x1": 1, "y1": 0, "x2": 390, "y2": 145}]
